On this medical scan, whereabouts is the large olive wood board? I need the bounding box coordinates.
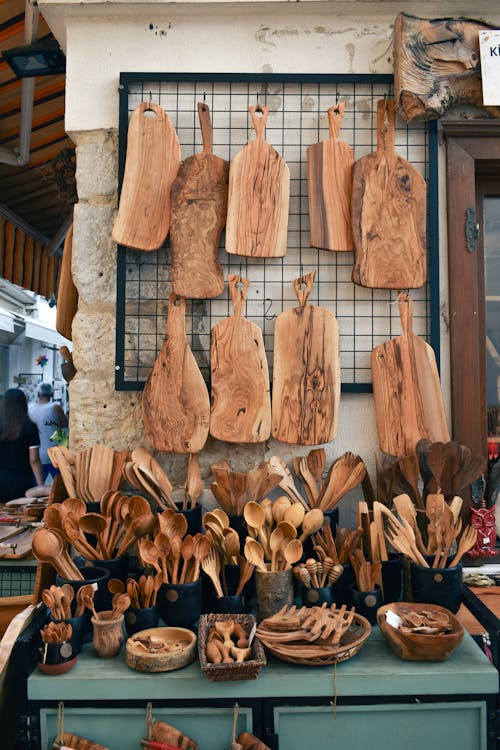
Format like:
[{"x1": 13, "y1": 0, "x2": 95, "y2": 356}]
[
  {"x1": 210, "y1": 275, "x2": 271, "y2": 443},
  {"x1": 55, "y1": 222, "x2": 78, "y2": 341},
  {"x1": 351, "y1": 99, "x2": 426, "y2": 289},
  {"x1": 306, "y1": 102, "x2": 354, "y2": 252},
  {"x1": 142, "y1": 294, "x2": 210, "y2": 453},
  {"x1": 170, "y1": 103, "x2": 228, "y2": 298},
  {"x1": 112, "y1": 102, "x2": 180, "y2": 251},
  {"x1": 272, "y1": 271, "x2": 340, "y2": 445},
  {"x1": 226, "y1": 105, "x2": 290, "y2": 258},
  {"x1": 371, "y1": 292, "x2": 450, "y2": 458}
]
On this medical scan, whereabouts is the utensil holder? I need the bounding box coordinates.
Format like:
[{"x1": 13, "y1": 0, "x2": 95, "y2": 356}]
[
  {"x1": 174, "y1": 501, "x2": 202, "y2": 536},
  {"x1": 75, "y1": 554, "x2": 129, "y2": 602},
  {"x1": 211, "y1": 594, "x2": 245, "y2": 614},
  {"x1": 157, "y1": 578, "x2": 202, "y2": 630},
  {"x1": 409, "y1": 562, "x2": 463, "y2": 614},
  {"x1": 349, "y1": 584, "x2": 383, "y2": 624},
  {"x1": 255, "y1": 567, "x2": 293, "y2": 621},
  {"x1": 56, "y1": 566, "x2": 110, "y2": 642},
  {"x1": 91, "y1": 612, "x2": 125, "y2": 658},
  {"x1": 228, "y1": 513, "x2": 248, "y2": 548},
  {"x1": 301, "y1": 585, "x2": 336, "y2": 608},
  {"x1": 303, "y1": 508, "x2": 339, "y2": 559},
  {"x1": 38, "y1": 640, "x2": 78, "y2": 675},
  {"x1": 50, "y1": 613, "x2": 86, "y2": 654},
  {"x1": 125, "y1": 605, "x2": 159, "y2": 637},
  {"x1": 381, "y1": 553, "x2": 403, "y2": 604},
  {"x1": 330, "y1": 562, "x2": 355, "y2": 607}
]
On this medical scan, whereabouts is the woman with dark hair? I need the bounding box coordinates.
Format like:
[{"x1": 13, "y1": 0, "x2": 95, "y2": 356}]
[{"x1": 0, "y1": 388, "x2": 44, "y2": 501}]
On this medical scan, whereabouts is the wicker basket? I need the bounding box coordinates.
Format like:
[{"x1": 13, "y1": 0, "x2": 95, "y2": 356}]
[
  {"x1": 257, "y1": 612, "x2": 371, "y2": 666},
  {"x1": 198, "y1": 613, "x2": 266, "y2": 682}
]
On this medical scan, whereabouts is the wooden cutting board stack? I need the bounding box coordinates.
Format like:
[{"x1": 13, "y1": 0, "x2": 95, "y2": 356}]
[
  {"x1": 307, "y1": 102, "x2": 354, "y2": 252},
  {"x1": 112, "y1": 102, "x2": 180, "y2": 251},
  {"x1": 272, "y1": 271, "x2": 340, "y2": 445},
  {"x1": 371, "y1": 292, "x2": 450, "y2": 457},
  {"x1": 142, "y1": 293, "x2": 210, "y2": 453},
  {"x1": 210, "y1": 275, "x2": 271, "y2": 443},
  {"x1": 226, "y1": 104, "x2": 290, "y2": 258},
  {"x1": 351, "y1": 99, "x2": 426, "y2": 289},
  {"x1": 170, "y1": 103, "x2": 228, "y2": 298}
]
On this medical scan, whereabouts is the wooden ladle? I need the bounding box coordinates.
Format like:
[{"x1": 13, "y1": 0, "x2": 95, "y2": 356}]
[
  {"x1": 298, "y1": 509, "x2": 324, "y2": 543},
  {"x1": 32, "y1": 528, "x2": 83, "y2": 580},
  {"x1": 78, "y1": 513, "x2": 110, "y2": 559},
  {"x1": 244, "y1": 538, "x2": 268, "y2": 573}
]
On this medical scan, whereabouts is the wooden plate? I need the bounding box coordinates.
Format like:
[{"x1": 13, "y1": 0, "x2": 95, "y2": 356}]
[{"x1": 126, "y1": 626, "x2": 197, "y2": 672}]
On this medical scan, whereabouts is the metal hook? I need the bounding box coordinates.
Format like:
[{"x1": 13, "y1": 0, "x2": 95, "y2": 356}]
[
  {"x1": 203, "y1": 90, "x2": 206, "y2": 102},
  {"x1": 336, "y1": 91, "x2": 340, "y2": 104},
  {"x1": 149, "y1": 91, "x2": 152, "y2": 104},
  {"x1": 264, "y1": 298, "x2": 276, "y2": 321}
]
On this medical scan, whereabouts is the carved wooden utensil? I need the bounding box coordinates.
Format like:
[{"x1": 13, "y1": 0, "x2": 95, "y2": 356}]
[
  {"x1": 210, "y1": 275, "x2": 271, "y2": 443},
  {"x1": 170, "y1": 102, "x2": 228, "y2": 298},
  {"x1": 371, "y1": 292, "x2": 450, "y2": 457},
  {"x1": 55, "y1": 222, "x2": 78, "y2": 341},
  {"x1": 272, "y1": 271, "x2": 340, "y2": 445},
  {"x1": 142, "y1": 293, "x2": 210, "y2": 453},
  {"x1": 307, "y1": 102, "x2": 354, "y2": 252},
  {"x1": 226, "y1": 104, "x2": 290, "y2": 258},
  {"x1": 112, "y1": 101, "x2": 180, "y2": 251},
  {"x1": 351, "y1": 99, "x2": 426, "y2": 289}
]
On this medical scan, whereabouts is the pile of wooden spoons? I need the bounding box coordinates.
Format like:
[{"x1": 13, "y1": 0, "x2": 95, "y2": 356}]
[
  {"x1": 42, "y1": 584, "x2": 74, "y2": 620},
  {"x1": 292, "y1": 449, "x2": 367, "y2": 511},
  {"x1": 113, "y1": 575, "x2": 162, "y2": 609},
  {"x1": 85, "y1": 591, "x2": 130, "y2": 621},
  {"x1": 40, "y1": 621, "x2": 73, "y2": 644},
  {"x1": 201, "y1": 509, "x2": 255, "y2": 598},
  {"x1": 312, "y1": 523, "x2": 363, "y2": 565},
  {"x1": 47, "y1": 444, "x2": 129, "y2": 502},
  {"x1": 210, "y1": 459, "x2": 282, "y2": 515},
  {"x1": 123, "y1": 448, "x2": 177, "y2": 511},
  {"x1": 350, "y1": 548, "x2": 381, "y2": 592}
]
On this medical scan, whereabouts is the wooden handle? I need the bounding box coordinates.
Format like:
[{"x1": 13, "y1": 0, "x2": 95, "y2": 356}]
[
  {"x1": 293, "y1": 271, "x2": 316, "y2": 309},
  {"x1": 197, "y1": 102, "x2": 213, "y2": 155},
  {"x1": 228, "y1": 274, "x2": 250, "y2": 317},
  {"x1": 398, "y1": 291, "x2": 413, "y2": 339},
  {"x1": 166, "y1": 293, "x2": 186, "y2": 339},
  {"x1": 376, "y1": 99, "x2": 395, "y2": 152},
  {"x1": 249, "y1": 105, "x2": 269, "y2": 141},
  {"x1": 327, "y1": 102, "x2": 345, "y2": 140}
]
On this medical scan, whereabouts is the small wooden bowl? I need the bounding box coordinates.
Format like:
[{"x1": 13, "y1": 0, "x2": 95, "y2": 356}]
[
  {"x1": 377, "y1": 602, "x2": 464, "y2": 662},
  {"x1": 126, "y1": 626, "x2": 197, "y2": 672}
]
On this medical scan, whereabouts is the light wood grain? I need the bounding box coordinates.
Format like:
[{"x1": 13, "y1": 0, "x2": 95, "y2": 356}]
[
  {"x1": 142, "y1": 293, "x2": 210, "y2": 454},
  {"x1": 55, "y1": 223, "x2": 78, "y2": 341},
  {"x1": 226, "y1": 105, "x2": 290, "y2": 258},
  {"x1": 307, "y1": 102, "x2": 354, "y2": 252},
  {"x1": 170, "y1": 103, "x2": 228, "y2": 298},
  {"x1": 351, "y1": 100, "x2": 426, "y2": 289},
  {"x1": 210, "y1": 275, "x2": 271, "y2": 443},
  {"x1": 112, "y1": 102, "x2": 180, "y2": 251},
  {"x1": 371, "y1": 292, "x2": 450, "y2": 458},
  {"x1": 272, "y1": 271, "x2": 340, "y2": 445}
]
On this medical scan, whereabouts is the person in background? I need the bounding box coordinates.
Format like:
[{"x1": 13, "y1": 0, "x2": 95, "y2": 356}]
[
  {"x1": 28, "y1": 382, "x2": 68, "y2": 482},
  {"x1": 0, "y1": 388, "x2": 43, "y2": 501}
]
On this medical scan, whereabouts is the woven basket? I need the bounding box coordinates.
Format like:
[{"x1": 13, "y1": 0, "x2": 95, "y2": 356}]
[
  {"x1": 257, "y1": 612, "x2": 371, "y2": 666},
  {"x1": 198, "y1": 613, "x2": 266, "y2": 682}
]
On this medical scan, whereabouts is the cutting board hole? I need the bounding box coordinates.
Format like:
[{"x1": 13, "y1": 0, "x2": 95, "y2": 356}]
[{"x1": 143, "y1": 108, "x2": 158, "y2": 119}]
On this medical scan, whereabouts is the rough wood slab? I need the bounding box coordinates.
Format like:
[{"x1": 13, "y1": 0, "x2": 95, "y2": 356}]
[
  {"x1": 351, "y1": 100, "x2": 426, "y2": 289},
  {"x1": 226, "y1": 105, "x2": 290, "y2": 258},
  {"x1": 55, "y1": 223, "x2": 78, "y2": 341},
  {"x1": 272, "y1": 272, "x2": 340, "y2": 445},
  {"x1": 112, "y1": 102, "x2": 180, "y2": 251},
  {"x1": 142, "y1": 293, "x2": 210, "y2": 453},
  {"x1": 307, "y1": 102, "x2": 354, "y2": 252},
  {"x1": 170, "y1": 103, "x2": 228, "y2": 298},
  {"x1": 210, "y1": 275, "x2": 271, "y2": 443}
]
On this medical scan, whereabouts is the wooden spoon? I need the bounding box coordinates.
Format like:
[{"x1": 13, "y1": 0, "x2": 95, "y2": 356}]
[
  {"x1": 222, "y1": 528, "x2": 240, "y2": 565},
  {"x1": 269, "y1": 527, "x2": 284, "y2": 573},
  {"x1": 190, "y1": 534, "x2": 211, "y2": 582},
  {"x1": 272, "y1": 495, "x2": 292, "y2": 523},
  {"x1": 43, "y1": 504, "x2": 65, "y2": 533},
  {"x1": 282, "y1": 539, "x2": 303, "y2": 569},
  {"x1": 108, "y1": 578, "x2": 125, "y2": 595},
  {"x1": 32, "y1": 528, "x2": 83, "y2": 580},
  {"x1": 185, "y1": 453, "x2": 204, "y2": 509},
  {"x1": 61, "y1": 583, "x2": 74, "y2": 618},
  {"x1": 78, "y1": 513, "x2": 110, "y2": 559},
  {"x1": 179, "y1": 534, "x2": 194, "y2": 583},
  {"x1": 283, "y1": 503, "x2": 305, "y2": 529},
  {"x1": 298, "y1": 509, "x2": 324, "y2": 543},
  {"x1": 243, "y1": 538, "x2": 267, "y2": 573},
  {"x1": 268, "y1": 456, "x2": 308, "y2": 509},
  {"x1": 243, "y1": 501, "x2": 268, "y2": 552}
]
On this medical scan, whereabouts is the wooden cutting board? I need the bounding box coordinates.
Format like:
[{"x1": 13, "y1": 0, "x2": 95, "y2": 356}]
[
  {"x1": 272, "y1": 271, "x2": 340, "y2": 445},
  {"x1": 142, "y1": 293, "x2": 209, "y2": 453},
  {"x1": 371, "y1": 292, "x2": 450, "y2": 457},
  {"x1": 170, "y1": 103, "x2": 228, "y2": 298},
  {"x1": 307, "y1": 102, "x2": 354, "y2": 252},
  {"x1": 351, "y1": 99, "x2": 426, "y2": 289},
  {"x1": 210, "y1": 275, "x2": 271, "y2": 443},
  {"x1": 112, "y1": 102, "x2": 180, "y2": 251},
  {"x1": 55, "y1": 222, "x2": 78, "y2": 341},
  {"x1": 226, "y1": 104, "x2": 290, "y2": 258}
]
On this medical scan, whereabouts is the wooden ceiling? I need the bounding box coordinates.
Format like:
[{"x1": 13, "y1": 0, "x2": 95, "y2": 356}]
[{"x1": 0, "y1": 1, "x2": 74, "y2": 245}]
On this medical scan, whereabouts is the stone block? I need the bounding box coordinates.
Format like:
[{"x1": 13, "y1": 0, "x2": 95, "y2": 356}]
[
  {"x1": 74, "y1": 130, "x2": 118, "y2": 200},
  {"x1": 72, "y1": 310, "x2": 115, "y2": 377},
  {"x1": 72, "y1": 203, "x2": 117, "y2": 305}
]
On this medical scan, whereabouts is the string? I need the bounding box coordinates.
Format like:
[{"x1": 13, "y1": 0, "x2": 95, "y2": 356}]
[
  {"x1": 332, "y1": 661, "x2": 338, "y2": 718},
  {"x1": 146, "y1": 701, "x2": 154, "y2": 740},
  {"x1": 56, "y1": 701, "x2": 64, "y2": 743}
]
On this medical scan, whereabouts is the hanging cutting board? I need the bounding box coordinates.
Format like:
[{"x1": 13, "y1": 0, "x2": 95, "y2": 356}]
[
  {"x1": 306, "y1": 102, "x2": 354, "y2": 252},
  {"x1": 210, "y1": 275, "x2": 271, "y2": 443},
  {"x1": 371, "y1": 292, "x2": 450, "y2": 458},
  {"x1": 112, "y1": 102, "x2": 180, "y2": 251},
  {"x1": 55, "y1": 222, "x2": 78, "y2": 341},
  {"x1": 226, "y1": 105, "x2": 290, "y2": 258},
  {"x1": 170, "y1": 103, "x2": 228, "y2": 298},
  {"x1": 272, "y1": 271, "x2": 340, "y2": 445},
  {"x1": 142, "y1": 293, "x2": 209, "y2": 453},
  {"x1": 351, "y1": 99, "x2": 426, "y2": 289}
]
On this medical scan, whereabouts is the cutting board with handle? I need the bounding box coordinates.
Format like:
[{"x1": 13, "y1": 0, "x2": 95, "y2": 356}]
[
  {"x1": 351, "y1": 99, "x2": 426, "y2": 288},
  {"x1": 170, "y1": 103, "x2": 228, "y2": 298},
  {"x1": 55, "y1": 222, "x2": 78, "y2": 341},
  {"x1": 307, "y1": 102, "x2": 354, "y2": 252},
  {"x1": 371, "y1": 292, "x2": 450, "y2": 457},
  {"x1": 226, "y1": 104, "x2": 290, "y2": 258},
  {"x1": 210, "y1": 275, "x2": 271, "y2": 443},
  {"x1": 272, "y1": 271, "x2": 340, "y2": 445},
  {"x1": 142, "y1": 293, "x2": 210, "y2": 453},
  {"x1": 112, "y1": 101, "x2": 180, "y2": 251}
]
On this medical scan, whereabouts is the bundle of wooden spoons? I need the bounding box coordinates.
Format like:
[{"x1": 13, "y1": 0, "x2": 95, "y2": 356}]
[
  {"x1": 312, "y1": 523, "x2": 363, "y2": 565},
  {"x1": 119, "y1": 574, "x2": 162, "y2": 609},
  {"x1": 40, "y1": 621, "x2": 73, "y2": 644},
  {"x1": 292, "y1": 449, "x2": 367, "y2": 511},
  {"x1": 210, "y1": 459, "x2": 282, "y2": 515},
  {"x1": 42, "y1": 584, "x2": 74, "y2": 620},
  {"x1": 123, "y1": 448, "x2": 176, "y2": 511},
  {"x1": 47, "y1": 444, "x2": 130, "y2": 502},
  {"x1": 85, "y1": 592, "x2": 130, "y2": 621},
  {"x1": 32, "y1": 527, "x2": 84, "y2": 580}
]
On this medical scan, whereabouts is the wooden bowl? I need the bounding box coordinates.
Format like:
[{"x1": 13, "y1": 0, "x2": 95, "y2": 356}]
[
  {"x1": 126, "y1": 626, "x2": 197, "y2": 672},
  {"x1": 377, "y1": 602, "x2": 464, "y2": 662}
]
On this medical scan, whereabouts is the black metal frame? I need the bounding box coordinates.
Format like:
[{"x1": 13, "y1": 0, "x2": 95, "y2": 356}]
[{"x1": 115, "y1": 72, "x2": 440, "y2": 393}]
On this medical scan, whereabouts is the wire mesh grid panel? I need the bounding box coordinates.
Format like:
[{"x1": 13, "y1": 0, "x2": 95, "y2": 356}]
[{"x1": 116, "y1": 74, "x2": 437, "y2": 392}]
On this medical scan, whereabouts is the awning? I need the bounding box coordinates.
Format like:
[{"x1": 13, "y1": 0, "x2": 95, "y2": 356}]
[
  {"x1": 0, "y1": 308, "x2": 23, "y2": 344},
  {"x1": 24, "y1": 317, "x2": 70, "y2": 348}
]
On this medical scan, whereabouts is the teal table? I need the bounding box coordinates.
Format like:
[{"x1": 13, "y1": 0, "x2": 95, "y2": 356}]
[{"x1": 28, "y1": 629, "x2": 498, "y2": 750}]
